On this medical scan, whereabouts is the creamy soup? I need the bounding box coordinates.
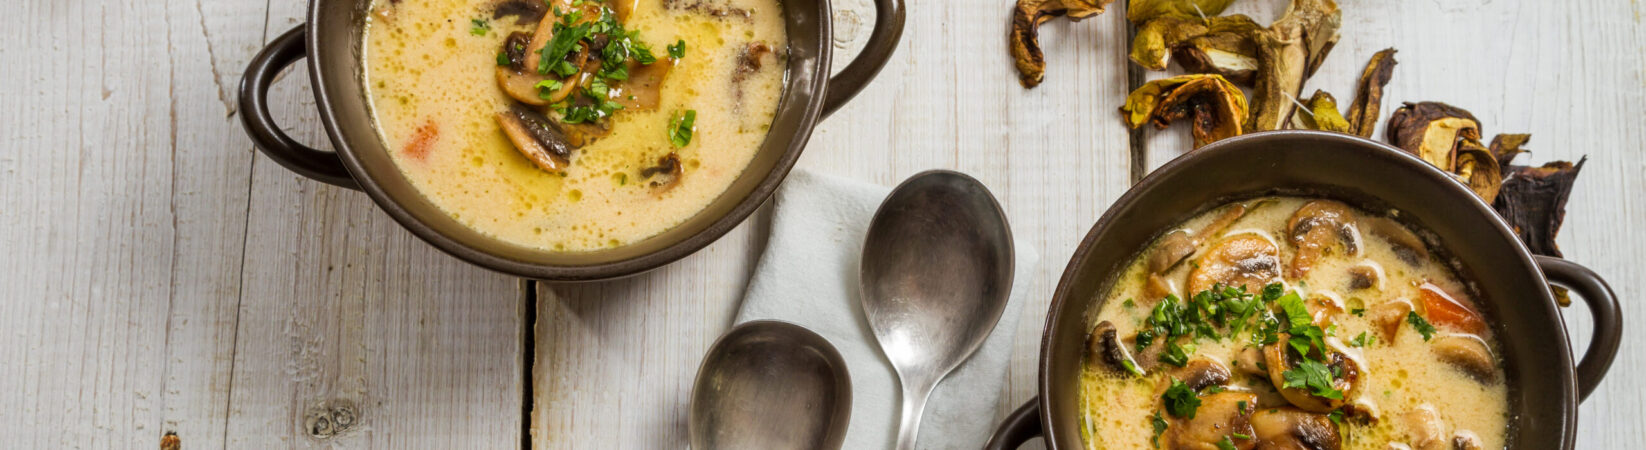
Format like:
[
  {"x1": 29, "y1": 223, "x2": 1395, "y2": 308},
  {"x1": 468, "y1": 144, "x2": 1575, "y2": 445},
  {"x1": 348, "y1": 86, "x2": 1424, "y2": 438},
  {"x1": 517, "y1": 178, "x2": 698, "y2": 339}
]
[
  {"x1": 1080, "y1": 197, "x2": 1508, "y2": 450},
  {"x1": 364, "y1": 0, "x2": 787, "y2": 251}
]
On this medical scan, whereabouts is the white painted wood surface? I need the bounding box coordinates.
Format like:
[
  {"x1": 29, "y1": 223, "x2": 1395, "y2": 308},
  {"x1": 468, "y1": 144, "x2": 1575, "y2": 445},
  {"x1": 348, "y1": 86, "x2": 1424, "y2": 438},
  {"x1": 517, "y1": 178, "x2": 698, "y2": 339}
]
[{"x1": 0, "y1": 0, "x2": 1639, "y2": 449}]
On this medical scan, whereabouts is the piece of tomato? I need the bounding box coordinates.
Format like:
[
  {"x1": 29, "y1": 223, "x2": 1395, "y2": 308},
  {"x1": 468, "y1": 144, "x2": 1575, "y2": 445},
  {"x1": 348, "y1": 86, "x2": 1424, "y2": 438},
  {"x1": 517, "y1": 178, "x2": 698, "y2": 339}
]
[{"x1": 1418, "y1": 282, "x2": 1486, "y2": 335}]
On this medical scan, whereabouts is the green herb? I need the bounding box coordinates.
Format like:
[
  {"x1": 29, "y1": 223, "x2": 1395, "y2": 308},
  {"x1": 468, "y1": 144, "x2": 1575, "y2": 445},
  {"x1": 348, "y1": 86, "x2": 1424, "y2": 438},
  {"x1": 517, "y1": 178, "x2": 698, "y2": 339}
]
[
  {"x1": 1232, "y1": 432, "x2": 1251, "y2": 439},
  {"x1": 1282, "y1": 359, "x2": 1344, "y2": 400},
  {"x1": 667, "y1": 109, "x2": 697, "y2": 147},
  {"x1": 1236, "y1": 400, "x2": 1247, "y2": 411},
  {"x1": 539, "y1": 21, "x2": 591, "y2": 75},
  {"x1": 1350, "y1": 331, "x2": 1373, "y2": 347},
  {"x1": 668, "y1": 39, "x2": 687, "y2": 58},
  {"x1": 1162, "y1": 379, "x2": 1202, "y2": 418},
  {"x1": 1350, "y1": 307, "x2": 1366, "y2": 317},
  {"x1": 497, "y1": 51, "x2": 511, "y2": 66},
  {"x1": 534, "y1": 80, "x2": 566, "y2": 100},
  {"x1": 1215, "y1": 436, "x2": 1238, "y2": 450},
  {"x1": 1327, "y1": 410, "x2": 1344, "y2": 424},
  {"x1": 1407, "y1": 311, "x2": 1437, "y2": 341},
  {"x1": 1120, "y1": 358, "x2": 1144, "y2": 377},
  {"x1": 1275, "y1": 292, "x2": 1312, "y2": 329},
  {"x1": 1160, "y1": 340, "x2": 1194, "y2": 367},
  {"x1": 1150, "y1": 411, "x2": 1168, "y2": 448},
  {"x1": 470, "y1": 18, "x2": 490, "y2": 36},
  {"x1": 1123, "y1": 298, "x2": 1136, "y2": 309}
]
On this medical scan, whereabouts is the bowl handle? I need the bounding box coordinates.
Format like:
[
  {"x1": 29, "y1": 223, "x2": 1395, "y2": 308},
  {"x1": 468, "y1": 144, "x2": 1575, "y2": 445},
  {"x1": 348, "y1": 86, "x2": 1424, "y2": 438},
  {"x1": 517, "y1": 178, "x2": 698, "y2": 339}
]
[
  {"x1": 1535, "y1": 255, "x2": 1623, "y2": 402},
  {"x1": 984, "y1": 399, "x2": 1043, "y2": 450},
  {"x1": 238, "y1": 25, "x2": 361, "y2": 190},
  {"x1": 819, "y1": 0, "x2": 905, "y2": 118}
]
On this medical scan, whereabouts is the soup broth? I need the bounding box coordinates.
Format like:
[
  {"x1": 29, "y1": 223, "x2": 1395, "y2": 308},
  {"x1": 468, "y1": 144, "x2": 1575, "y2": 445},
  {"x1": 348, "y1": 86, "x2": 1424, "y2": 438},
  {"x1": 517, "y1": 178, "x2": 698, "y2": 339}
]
[
  {"x1": 364, "y1": 0, "x2": 787, "y2": 251},
  {"x1": 1080, "y1": 197, "x2": 1508, "y2": 449}
]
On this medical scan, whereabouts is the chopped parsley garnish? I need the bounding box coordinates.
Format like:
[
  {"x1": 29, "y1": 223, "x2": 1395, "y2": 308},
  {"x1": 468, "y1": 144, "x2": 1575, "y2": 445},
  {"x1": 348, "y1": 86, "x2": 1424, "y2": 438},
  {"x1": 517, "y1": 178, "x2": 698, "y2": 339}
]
[
  {"x1": 668, "y1": 109, "x2": 697, "y2": 147},
  {"x1": 1162, "y1": 379, "x2": 1202, "y2": 418},
  {"x1": 1350, "y1": 331, "x2": 1373, "y2": 347},
  {"x1": 533, "y1": 79, "x2": 565, "y2": 100},
  {"x1": 1327, "y1": 409, "x2": 1345, "y2": 424},
  {"x1": 1123, "y1": 298, "x2": 1136, "y2": 309},
  {"x1": 470, "y1": 18, "x2": 490, "y2": 36},
  {"x1": 1150, "y1": 411, "x2": 1168, "y2": 448},
  {"x1": 1407, "y1": 311, "x2": 1437, "y2": 341},
  {"x1": 1216, "y1": 436, "x2": 1238, "y2": 450},
  {"x1": 1350, "y1": 307, "x2": 1366, "y2": 317},
  {"x1": 1232, "y1": 432, "x2": 1251, "y2": 439},
  {"x1": 1160, "y1": 340, "x2": 1194, "y2": 367},
  {"x1": 1282, "y1": 359, "x2": 1344, "y2": 400},
  {"x1": 668, "y1": 39, "x2": 687, "y2": 59}
]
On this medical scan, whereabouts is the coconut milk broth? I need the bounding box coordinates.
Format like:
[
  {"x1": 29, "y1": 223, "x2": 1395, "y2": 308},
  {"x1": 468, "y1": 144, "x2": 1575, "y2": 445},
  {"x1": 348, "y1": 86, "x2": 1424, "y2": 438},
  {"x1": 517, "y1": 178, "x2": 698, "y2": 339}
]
[
  {"x1": 363, "y1": 0, "x2": 787, "y2": 251},
  {"x1": 1079, "y1": 197, "x2": 1508, "y2": 449}
]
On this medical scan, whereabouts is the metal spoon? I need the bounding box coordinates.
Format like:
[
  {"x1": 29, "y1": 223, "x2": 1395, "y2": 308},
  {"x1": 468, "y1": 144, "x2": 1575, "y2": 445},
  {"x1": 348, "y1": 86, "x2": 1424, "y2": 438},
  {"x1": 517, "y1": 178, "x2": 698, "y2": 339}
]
[
  {"x1": 689, "y1": 320, "x2": 853, "y2": 450},
  {"x1": 860, "y1": 170, "x2": 1015, "y2": 450}
]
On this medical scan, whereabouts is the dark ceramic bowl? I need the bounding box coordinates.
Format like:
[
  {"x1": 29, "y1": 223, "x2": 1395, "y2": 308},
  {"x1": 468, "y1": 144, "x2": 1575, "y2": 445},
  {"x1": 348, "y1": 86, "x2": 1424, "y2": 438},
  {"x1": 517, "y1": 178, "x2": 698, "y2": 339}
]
[
  {"x1": 985, "y1": 131, "x2": 1622, "y2": 449},
  {"x1": 238, "y1": 0, "x2": 905, "y2": 281}
]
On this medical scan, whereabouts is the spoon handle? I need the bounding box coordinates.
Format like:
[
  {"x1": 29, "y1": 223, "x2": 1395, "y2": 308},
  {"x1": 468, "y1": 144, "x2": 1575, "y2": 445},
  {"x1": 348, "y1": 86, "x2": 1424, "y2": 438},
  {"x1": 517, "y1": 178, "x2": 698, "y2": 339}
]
[{"x1": 894, "y1": 383, "x2": 934, "y2": 450}]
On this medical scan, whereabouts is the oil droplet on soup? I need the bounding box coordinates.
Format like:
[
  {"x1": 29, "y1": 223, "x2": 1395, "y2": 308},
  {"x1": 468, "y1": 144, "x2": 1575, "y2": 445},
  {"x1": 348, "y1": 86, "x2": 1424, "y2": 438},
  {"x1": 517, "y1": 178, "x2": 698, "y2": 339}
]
[
  {"x1": 1078, "y1": 197, "x2": 1508, "y2": 450},
  {"x1": 363, "y1": 0, "x2": 787, "y2": 251}
]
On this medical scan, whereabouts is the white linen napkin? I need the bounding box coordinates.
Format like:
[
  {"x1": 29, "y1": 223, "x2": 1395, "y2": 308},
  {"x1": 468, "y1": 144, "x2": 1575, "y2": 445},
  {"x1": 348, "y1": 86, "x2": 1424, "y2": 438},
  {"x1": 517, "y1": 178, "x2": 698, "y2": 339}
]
[{"x1": 733, "y1": 169, "x2": 1040, "y2": 449}]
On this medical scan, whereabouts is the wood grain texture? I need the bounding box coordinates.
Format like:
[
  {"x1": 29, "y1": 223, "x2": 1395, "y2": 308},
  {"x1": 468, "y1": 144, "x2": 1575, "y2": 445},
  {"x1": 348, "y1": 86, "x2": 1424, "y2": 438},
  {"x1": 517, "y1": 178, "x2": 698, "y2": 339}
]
[{"x1": 217, "y1": 1, "x2": 526, "y2": 448}]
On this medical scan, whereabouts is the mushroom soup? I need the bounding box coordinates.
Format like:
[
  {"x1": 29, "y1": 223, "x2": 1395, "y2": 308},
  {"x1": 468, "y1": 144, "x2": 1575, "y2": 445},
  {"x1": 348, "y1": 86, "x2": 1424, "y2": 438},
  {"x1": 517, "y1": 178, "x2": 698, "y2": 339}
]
[
  {"x1": 1080, "y1": 197, "x2": 1508, "y2": 449},
  {"x1": 365, "y1": 0, "x2": 787, "y2": 251}
]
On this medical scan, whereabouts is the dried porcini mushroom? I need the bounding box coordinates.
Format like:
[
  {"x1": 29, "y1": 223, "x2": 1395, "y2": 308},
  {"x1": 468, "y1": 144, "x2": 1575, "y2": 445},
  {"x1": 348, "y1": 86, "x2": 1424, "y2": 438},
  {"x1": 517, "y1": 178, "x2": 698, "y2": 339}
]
[
  {"x1": 1291, "y1": 90, "x2": 1351, "y2": 133},
  {"x1": 1494, "y1": 158, "x2": 1586, "y2": 258},
  {"x1": 1248, "y1": 24, "x2": 1306, "y2": 131},
  {"x1": 1126, "y1": 0, "x2": 1235, "y2": 24},
  {"x1": 1274, "y1": 0, "x2": 1340, "y2": 78},
  {"x1": 1453, "y1": 138, "x2": 1504, "y2": 203},
  {"x1": 1130, "y1": 16, "x2": 1209, "y2": 70},
  {"x1": 1010, "y1": 0, "x2": 1116, "y2": 87},
  {"x1": 1121, "y1": 74, "x2": 1248, "y2": 148},
  {"x1": 1346, "y1": 48, "x2": 1397, "y2": 138},
  {"x1": 1385, "y1": 102, "x2": 1482, "y2": 169},
  {"x1": 1489, "y1": 133, "x2": 1532, "y2": 173},
  {"x1": 1171, "y1": 15, "x2": 1262, "y2": 84}
]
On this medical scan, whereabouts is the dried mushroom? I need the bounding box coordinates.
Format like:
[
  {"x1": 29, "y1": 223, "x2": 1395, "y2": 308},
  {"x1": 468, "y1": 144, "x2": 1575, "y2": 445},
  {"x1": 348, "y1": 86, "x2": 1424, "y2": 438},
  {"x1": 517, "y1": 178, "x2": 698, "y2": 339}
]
[
  {"x1": 1273, "y1": 0, "x2": 1340, "y2": 78},
  {"x1": 1346, "y1": 49, "x2": 1397, "y2": 138},
  {"x1": 1493, "y1": 158, "x2": 1586, "y2": 258},
  {"x1": 1126, "y1": 0, "x2": 1236, "y2": 24},
  {"x1": 1386, "y1": 102, "x2": 1482, "y2": 169},
  {"x1": 1248, "y1": 25, "x2": 1306, "y2": 131},
  {"x1": 1130, "y1": 16, "x2": 1209, "y2": 70},
  {"x1": 1010, "y1": 0, "x2": 1116, "y2": 87},
  {"x1": 1172, "y1": 15, "x2": 1262, "y2": 84},
  {"x1": 1291, "y1": 90, "x2": 1351, "y2": 133},
  {"x1": 1453, "y1": 138, "x2": 1504, "y2": 203},
  {"x1": 1489, "y1": 133, "x2": 1532, "y2": 174},
  {"x1": 1121, "y1": 74, "x2": 1248, "y2": 148}
]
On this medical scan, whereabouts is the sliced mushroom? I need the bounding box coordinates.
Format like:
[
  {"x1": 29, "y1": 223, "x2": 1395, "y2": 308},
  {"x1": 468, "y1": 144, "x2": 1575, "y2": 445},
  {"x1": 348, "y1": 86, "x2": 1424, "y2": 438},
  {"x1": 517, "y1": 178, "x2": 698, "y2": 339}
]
[
  {"x1": 496, "y1": 32, "x2": 556, "y2": 106},
  {"x1": 1264, "y1": 336, "x2": 1360, "y2": 412},
  {"x1": 1402, "y1": 404, "x2": 1448, "y2": 450},
  {"x1": 1306, "y1": 292, "x2": 1345, "y2": 325},
  {"x1": 613, "y1": 60, "x2": 671, "y2": 110},
  {"x1": 1165, "y1": 391, "x2": 1259, "y2": 450},
  {"x1": 1192, "y1": 203, "x2": 1250, "y2": 245},
  {"x1": 1235, "y1": 346, "x2": 1267, "y2": 376},
  {"x1": 1273, "y1": 0, "x2": 1340, "y2": 78},
  {"x1": 1432, "y1": 334, "x2": 1496, "y2": 382},
  {"x1": 1386, "y1": 102, "x2": 1482, "y2": 170},
  {"x1": 491, "y1": 0, "x2": 548, "y2": 24},
  {"x1": 1149, "y1": 230, "x2": 1197, "y2": 273},
  {"x1": 1088, "y1": 320, "x2": 1144, "y2": 376},
  {"x1": 1453, "y1": 138, "x2": 1503, "y2": 203},
  {"x1": 1494, "y1": 158, "x2": 1586, "y2": 259},
  {"x1": 1130, "y1": 15, "x2": 1208, "y2": 71},
  {"x1": 1146, "y1": 272, "x2": 1176, "y2": 302},
  {"x1": 1172, "y1": 15, "x2": 1261, "y2": 84},
  {"x1": 1345, "y1": 396, "x2": 1381, "y2": 423},
  {"x1": 1250, "y1": 407, "x2": 1341, "y2": 450},
  {"x1": 1367, "y1": 298, "x2": 1414, "y2": 341},
  {"x1": 1290, "y1": 90, "x2": 1351, "y2": 133},
  {"x1": 1248, "y1": 24, "x2": 1305, "y2": 132},
  {"x1": 496, "y1": 105, "x2": 573, "y2": 172},
  {"x1": 1009, "y1": 0, "x2": 1115, "y2": 87},
  {"x1": 640, "y1": 153, "x2": 683, "y2": 191},
  {"x1": 1121, "y1": 74, "x2": 1248, "y2": 149},
  {"x1": 1346, "y1": 48, "x2": 1397, "y2": 138},
  {"x1": 1172, "y1": 358, "x2": 1232, "y2": 390},
  {"x1": 1286, "y1": 200, "x2": 1362, "y2": 279},
  {"x1": 1451, "y1": 431, "x2": 1484, "y2": 450},
  {"x1": 1188, "y1": 233, "x2": 1281, "y2": 294},
  {"x1": 1348, "y1": 262, "x2": 1381, "y2": 291},
  {"x1": 1362, "y1": 215, "x2": 1429, "y2": 265}
]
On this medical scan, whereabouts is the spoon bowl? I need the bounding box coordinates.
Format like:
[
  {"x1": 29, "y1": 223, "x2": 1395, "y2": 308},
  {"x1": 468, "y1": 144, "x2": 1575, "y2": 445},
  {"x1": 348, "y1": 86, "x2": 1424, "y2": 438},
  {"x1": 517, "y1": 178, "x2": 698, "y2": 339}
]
[
  {"x1": 860, "y1": 170, "x2": 1015, "y2": 450},
  {"x1": 689, "y1": 320, "x2": 853, "y2": 450}
]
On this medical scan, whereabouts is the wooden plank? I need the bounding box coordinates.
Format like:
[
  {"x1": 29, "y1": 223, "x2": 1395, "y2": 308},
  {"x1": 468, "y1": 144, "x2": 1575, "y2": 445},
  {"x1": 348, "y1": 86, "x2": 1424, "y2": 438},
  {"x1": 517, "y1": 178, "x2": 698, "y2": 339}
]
[
  {"x1": 221, "y1": 1, "x2": 526, "y2": 447},
  {"x1": 529, "y1": 1, "x2": 1133, "y2": 448},
  {"x1": 0, "y1": 0, "x2": 262, "y2": 447}
]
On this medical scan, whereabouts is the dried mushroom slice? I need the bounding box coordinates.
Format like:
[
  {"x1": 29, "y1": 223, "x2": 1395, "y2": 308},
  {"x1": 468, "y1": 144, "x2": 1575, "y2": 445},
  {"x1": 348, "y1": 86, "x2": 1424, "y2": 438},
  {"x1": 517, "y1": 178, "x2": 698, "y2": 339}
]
[
  {"x1": 1385, "y1": 102, "x2": 1481, "y2": 169},
  {"x1": 1121, "y1": 74, "x2": 1247, "y2": 148},
  {"x1": 1346, "y1": 48, "x2": 1397, "y2": 138},
  {"x1": 1493, "y1": 158, "x2": 1586, "y2": 258},
  {"x1": 1291, "y1": 90, "x2": 1351, "y2": 133},
  {"x1": 1172, "y1": 15, "x2": 1261, "y2": 84},
  {"x1": 1010, "y1": 0, "x2": 1116, "y2": 87},
  {"x1": 1130, "y1": 15, "x2": 1209, "y2": 70},
  {"x1": 1126, "y1": 0, "x2": 1235, "y2": 24},
  {"x1": 1272, "y1": 0, "x2": 1340, "y2": 78},
  {"x1": 1453, "y1": 138, "x2": 1504, "y2": 203},
  {"x1": 1489, "y1": 133, "x2": 1532, "y2": 173},
  {"x1": 1248, "y1": 25, "x2": 1306, "y2": 131}
]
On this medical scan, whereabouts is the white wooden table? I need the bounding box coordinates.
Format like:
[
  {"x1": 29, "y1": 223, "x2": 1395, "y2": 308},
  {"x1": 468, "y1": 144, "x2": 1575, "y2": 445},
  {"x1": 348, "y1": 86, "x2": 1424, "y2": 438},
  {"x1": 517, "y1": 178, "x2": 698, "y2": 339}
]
[{"x1": 1, "y1": 0, "x2": 1639, "y2": 448}]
